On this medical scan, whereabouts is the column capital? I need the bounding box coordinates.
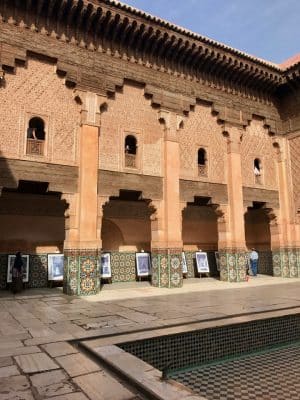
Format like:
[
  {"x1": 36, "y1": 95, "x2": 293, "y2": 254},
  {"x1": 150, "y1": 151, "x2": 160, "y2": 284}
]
[
  {"x1": 74, "y1": 90, "x2": 107, "y2": 127},
  {"x1": 158, "y1": 110, "x2": 184, "y2": 141},
  {"x1": 223, "y1": 123, "x2": 244, "y2": 153}
]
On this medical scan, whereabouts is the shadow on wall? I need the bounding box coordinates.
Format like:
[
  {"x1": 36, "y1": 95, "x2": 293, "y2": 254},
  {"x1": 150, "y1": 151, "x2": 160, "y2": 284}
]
[
  {"x1": 101, "y1": 219, "x2": 124, "y2": 251},
  {"x1": 0, "y1": 150, "x2": 17, "y2": 289},
  {"x1": 0, "y1": 151, "x2": 69, "y2": 289}
]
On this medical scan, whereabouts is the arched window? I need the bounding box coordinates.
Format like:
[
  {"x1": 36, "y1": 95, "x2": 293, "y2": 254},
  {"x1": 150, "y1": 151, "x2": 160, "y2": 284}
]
[
  {"x1": 125, "y1": 135, "x2": 137, "y2": 168},
  {"x1": 26, "y1": 117, "x2": 46, "y2": 156},
  {"x1": 27, "y1": 117, "x2": 45, "y2": 140},
  {"x1": 125, "y1": 135, "x2": 137, "y2": 155},
  {"x1": 198, "y1": 148, "x2": 208, "y2": 177},
  {"x1": 254, "y1": 158, "x2": 262, "y2": 184}
]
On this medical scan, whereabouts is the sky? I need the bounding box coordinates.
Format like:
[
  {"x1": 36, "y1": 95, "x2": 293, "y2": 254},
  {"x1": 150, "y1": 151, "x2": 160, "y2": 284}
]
[{"x1": 122, "y1": 0, "x2": 300, "y2": 64}]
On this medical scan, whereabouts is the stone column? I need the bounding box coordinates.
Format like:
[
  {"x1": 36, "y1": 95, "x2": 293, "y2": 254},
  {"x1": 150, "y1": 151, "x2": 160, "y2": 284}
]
[
  {"x1": 218, "y1": 125, "x2": 248, "y2": 282},
  {"x1": 150, "y1": 111, "x2": 183, "y2": 288},
  {"x1": 272, "y1": 140, "x2": 299, "y2": 278},
  {"x1": 63, "y1": 91, "x2": 107, "y2": 296}
]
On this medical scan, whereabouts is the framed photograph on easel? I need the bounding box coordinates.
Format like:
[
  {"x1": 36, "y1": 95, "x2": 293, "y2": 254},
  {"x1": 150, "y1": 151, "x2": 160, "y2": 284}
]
[
  {"x1": 136, "y1": 252, "x2": 151, "y2": 277},
  {"x1": 100, "y1": 253, "x2": 112, "y2": 279},
  {"x1": 195, "y1": 252, "x2": 210, "y2": 274},
  {"x1": 48, "y1": 254, "x2": 64, "y2": 281}
]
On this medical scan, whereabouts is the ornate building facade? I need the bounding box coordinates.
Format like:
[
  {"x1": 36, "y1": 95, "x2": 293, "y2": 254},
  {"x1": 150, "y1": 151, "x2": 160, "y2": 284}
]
[{"x1": 0, "y1": 0, "x2": 299, "y2": 295}]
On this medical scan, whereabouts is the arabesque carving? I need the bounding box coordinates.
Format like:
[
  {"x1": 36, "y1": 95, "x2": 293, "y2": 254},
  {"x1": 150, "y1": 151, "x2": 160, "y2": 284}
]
[
  {"x1": 289, "y1": 135, "x2": 300, "y2": 215},
  {"x1": 0, "y1": 58, "x2": 80, "y2": 165},
  {"x1": 99, "y1": 83, "x2": 164, "y2": 176},
  {"x1": 180, "y1": 102, "x2": 226, "y2": 183},
  {"x1": 241, "y1": 118, "x2": 278, "y2": 190}
]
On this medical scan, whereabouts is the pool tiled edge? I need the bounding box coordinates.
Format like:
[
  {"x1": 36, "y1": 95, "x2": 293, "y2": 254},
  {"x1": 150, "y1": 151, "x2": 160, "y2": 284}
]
[{"x1": 80, "y1": 307, "x2": 300, "y2": 400}]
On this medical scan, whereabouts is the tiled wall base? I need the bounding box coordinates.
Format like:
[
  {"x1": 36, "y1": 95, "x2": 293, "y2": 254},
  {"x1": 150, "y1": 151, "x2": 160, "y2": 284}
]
[
  {"x1": 258, "y1": 251, "x2": 273, "y2": 275},
  {"x1": 272, "y1": 248, "x2": 300, "y2": 278},
  {"x1": 219, "y1": 250, "x2": 248, "y2": 282},
  {"x1": 0, "y1": 255, "x2": 7, "y2": 289},
  {"x1": 0, "y1": 254, "x2": 48, "y2": 289},
  {"x1": 151, "y1": 249, "x2": 183, "y2": 288},
  {"x1": 110, "y1": 252, "x2": 136, "y2": 283},
  {"x1": 63, "y1": 250, "x2": 100, "y2": 296}
]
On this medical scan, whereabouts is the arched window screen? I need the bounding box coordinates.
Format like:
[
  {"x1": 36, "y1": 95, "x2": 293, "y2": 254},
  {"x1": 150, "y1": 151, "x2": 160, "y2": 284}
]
[
  {"x1": 27, "y1": 117, "x2": 45, "y2": 141},
  {"x1": 197, "y1": 148, "x2": 208, "y2": 177},
  {"x1": 26, "y1": 117, "x2": 46, "y2": 156},
  {"x1": 254, "y1": 158, "x2": 262, "y2": 184},
  {"x1": 125, "y1": 135, "x2": 137, "y2": 155},
  {"x1": 254, "y1": 158, "x2": 261, "y2": 173},
  {"x1": 198, "y1": 148, "x2": 206, "y2": 166},
  {"x1": 124, "y1": 135, "x2": 137, "y2": 168}
]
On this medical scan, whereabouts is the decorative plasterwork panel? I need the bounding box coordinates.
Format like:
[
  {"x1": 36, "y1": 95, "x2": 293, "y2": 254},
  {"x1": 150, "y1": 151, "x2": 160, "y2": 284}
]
[
  {"x1": 100, "y1": 83, "x2": 163, "y2": 177},
  {"x1": 0, "y1": 58, "x2": 80, "y2": 165},
  {"x1": 289, "y1": 135, "x2": 300, "y2": 214},
  {"x1": 179, "y1": 103, "x2": 226, "y2": 184},
  {"x1": 241, "y1": 118, "x2": 278, "y2": 190}
]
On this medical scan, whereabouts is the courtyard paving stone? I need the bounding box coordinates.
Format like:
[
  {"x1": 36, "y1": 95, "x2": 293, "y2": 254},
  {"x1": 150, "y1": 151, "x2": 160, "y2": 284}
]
[
  {"x1": 0, "y1": 364, "x2": 20, "y2": 378},
  {"x1": 0, "y1": 277, "x2": 298, "y2": 399},
  {"x1": 48, "y1": 393, "x2": 89, "y2": 400},
  {"x1": 55, "y1": 352, "x2": 101, "y2": 377},
  {"x1": 42, "y1": 341, "x2": 78, "y2": 357},
  {"x1": 0, "y1": 375, "x2": 32, "y2": 399},
  {"x1": 0, "y1": 345, "x2": 41, "y2": 358},
  {"x1": 0, "y1": 356, "x2": 13, "y2": 367},
  {"x1": 30, "y1": 369, "x2": 76, "y2": 398},
  {"x1": 73, "y1": 371, "x2": 137, "y2": 400},
  {"x1": 15, "y1": 352, "x2": 59, "y2": 373}
]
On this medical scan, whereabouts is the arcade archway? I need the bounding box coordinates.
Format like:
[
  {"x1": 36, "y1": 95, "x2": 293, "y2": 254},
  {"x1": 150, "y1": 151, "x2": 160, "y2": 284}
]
[
  {"x1": 182, "y1": 197, "x2": 219, "y2": 278},
  {"x1": 244, "y1": 202, "x2": 273, "y2": 275}
]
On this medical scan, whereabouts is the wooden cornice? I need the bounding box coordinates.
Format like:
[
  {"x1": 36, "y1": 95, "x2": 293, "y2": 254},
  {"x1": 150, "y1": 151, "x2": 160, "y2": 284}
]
[{"x1": 0, "y1": 0, "x2": 298, "y2": 95}]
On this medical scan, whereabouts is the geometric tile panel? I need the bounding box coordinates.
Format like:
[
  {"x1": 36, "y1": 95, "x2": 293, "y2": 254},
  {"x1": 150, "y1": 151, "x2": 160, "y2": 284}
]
[
  {"x1": 0, "y1": 254, "x2": 7, "y2": 289},
  {"x1": 28, "y1": 255, "x2": 48, "y2": 288},
  {"x1": 151, "y1": 250, "x2": 183, "y2": 288},
  {"x1": 257, "y1": 251, "x2": 273, "y2": 275},
  {"x1": 219, "y1": 250, "x2": 248, "y2": 282},
  {"x1": 119, "y1": 314, "x2": 300, "y2": 372},
  {"x1": 0, "y1": 253, "x2": 48, "y2": 290},
  {"x1": 64, "y1": 252, "x2": 100, "y2": 296},
  {"x1": 171, "y1": 342, "x2": 300, "y2": 400},
  {"x1": 110, "y1": 252, "x2": 136, "y2": 283},
  {"x1": 272, "y1": 249, "x2": 300, "y2": 278}
]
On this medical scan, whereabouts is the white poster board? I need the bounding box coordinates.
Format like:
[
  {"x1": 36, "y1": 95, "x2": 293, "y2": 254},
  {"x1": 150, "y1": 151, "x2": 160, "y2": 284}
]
[
  {"x1": 7, "y1": 255, "x2": 29, "y2": 283},
  {"x1": 101, "y1": 253, "x2": 112, "y2": 278},
  {"x1": 136, "y1": 253, "x2": 151, "y2": 277},
  {"x1": 195, "y1": 252, "x2": 210, "y2": 274},
  {"x1": 182, "y1": 252, "x2": 188, "y2": 274},
  {"x1": 48, "y1": 254, "x2": 64, "y2": 281}
]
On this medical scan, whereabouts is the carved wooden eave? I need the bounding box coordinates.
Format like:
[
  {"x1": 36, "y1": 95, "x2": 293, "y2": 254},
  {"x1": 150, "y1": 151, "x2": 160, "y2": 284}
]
[
  {"x1": 283, "y1": 64, "x2": 300, "y2": 91},
  {"x1": 0, "y1": 0, "x2": 291, "y2": 99}
]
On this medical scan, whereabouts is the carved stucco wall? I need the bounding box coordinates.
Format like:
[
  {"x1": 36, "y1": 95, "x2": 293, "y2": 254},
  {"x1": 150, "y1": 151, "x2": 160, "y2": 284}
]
[
  {"x1": 289, "y1": 135, "x2": 300, "y2": 215},
  {"x1": 241, "y1": 118, "x2": 278, "y2": 190},
  {"x1": 0, "y1": 58, "x2": 80, "y2": 165},
  {"x1": 100, "y1": 83, "x2": 163, "y2": 177},
  {"x1": 179, "y1": 103, "x2": 226, "y2": 183}
]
